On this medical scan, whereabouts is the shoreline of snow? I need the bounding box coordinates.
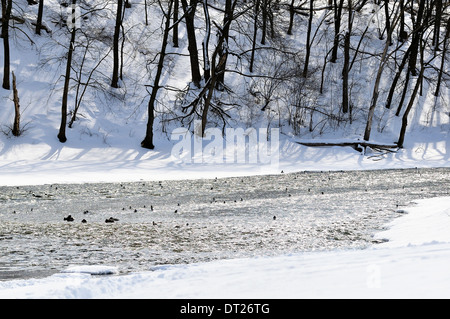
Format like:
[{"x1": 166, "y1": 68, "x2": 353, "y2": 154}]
[
  {"x1": 1, "y1": 132, "x2": 448, "y2": 187},
  {"x1": 0, "y1": 196, "x2": 449, "y2": 299}
]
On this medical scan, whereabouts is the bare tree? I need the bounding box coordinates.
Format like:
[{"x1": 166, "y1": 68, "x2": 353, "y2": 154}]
[
  {"x1": 435, "y1": 18, "x2": 450, "y2": 97},
  {"x1": 341, "y1": 0, "x2": 353, "y2": 114},
  {"x1": 397, "y1": 40, "x2": 425, "y2": 148},
  {"x1": 57, "y1": 0, "x2": 77, "y2": 143},
  {"x1": 407, "y1": 0, "x2": 425, "y2": 76},
  {"x1": 330, "y1": 0, "x2": 344, "y2": 63},
  {"x1": 202, "y1": 0, "x2": 210, "y2": 81},
  {"x1": 1, "y1": 0, "x2": 12, "y2": 90},
  {"x1": 302, "y1": 0, "x2": 313, "y2": 78},
  {"x1": 215, "y1": 0, "x2": 237, "y2": 91},
  {"x1": 11, "y1": 72, "x2": 20, "y2": 136},
  {"x1": 363, "y1": 4, "x2": 400, "y2": 141},
  {"x1": 249, "y1": 0, "x2": 260, "y2": 73},
  {"x1": 36, "y1": 0, "x2": 44, "y2": 35},
  {"x1": 142, "y1": 0, "x2": 174, "y2": 149},
  {"x1": 173, "y1": 0, "x2": 179, "y2": 47},
  {"x1": 432, "y1": 0, "x2": 442, "y2": 52},
  {"x1": 180, "y1": 0, "x2": 202, "y2": 88},
  {"x1": 111, "y1": 0, "x2": 123, "y2": 88}
]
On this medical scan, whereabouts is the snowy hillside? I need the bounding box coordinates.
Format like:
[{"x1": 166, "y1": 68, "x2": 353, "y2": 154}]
[{"x1": 0, "y1": 0, "x2": 448, "y2": 185}]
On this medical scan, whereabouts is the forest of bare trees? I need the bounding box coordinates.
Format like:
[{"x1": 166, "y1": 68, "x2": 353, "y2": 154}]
[{"x1": 1, "y1": 0, "x2": 449, "y2": 150}]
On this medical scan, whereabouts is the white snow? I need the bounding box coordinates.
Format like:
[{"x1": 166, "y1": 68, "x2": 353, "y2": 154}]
[
  {"x1": 0, "y1": 191, "x2": 449, "y2": 299},
  {"x1": 0, "y1": 0, "x2": 449, "y2": 299}
]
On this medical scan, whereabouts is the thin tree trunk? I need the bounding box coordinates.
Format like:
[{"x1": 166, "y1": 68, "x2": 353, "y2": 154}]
[
  {"x1": 12, "y1": 71, "x2": 20, "y2": 136},
  {"x1": 341, "y1": 0, "x2": 352, "y2": 114},
  {"x1": 111, "y1": 0, "x2": 123, "y2": 88},
  {"x1": 2, "y1": 0, "x2": 12, "y2": 90},
  {"x1": 397, "y1": 47, "x2": 425, "y2": 148},
  {"x1": 261, "y1": 0, "x2": 268, "y2": 44},
  {"x1": 330, "y1": 0, "x2": 344, "y2": 63},
  {"x1": 395, "y1": 68, "x2": 410, "y2": 116},
  {"x1": 202, "y1": 0, "x2": 210, "y2": 82},
  {"x1": 433, "y1": 0, "x2": 442, "y2": 51},
  {"x1": 408, "y1": 0, "x2": 425, "y2": 76},
  {"x1": 302, "y1": 0, "x2": 313, "y2": 78},
  {"x1": 173, "y1": 0, "x2": 179, "y2": 47},
  {"x1": 385, "y1": 45, "x2": 411, "y2": 109},
  {"x1": 398, "y1": 0, "x2": 407, "y2": 42},
  {"x1": 36, "y1": 0, "x2": 44, "y2": 35},
  {"x1": 363, "y1": 6, "x2": 399, "y2": 141},
  {"x1": 216, "y1": 0, "x2": 236, "y2": 90},
  {"x1": 249, "y1": 0, "x2": 260, "y2": 73},
  {"x1": 141, "y1": 0, "x2": 173, "y2": 149},
  {"x1": 287, "y1": 0, "x2": 295, "y2": 35},
  {"x1": 58, "y1": 0, "x2": 77, "y2": 143},
  {"x1": 145, "y1": 0, "x2": 148, "y2": 25},
  {"x1": 181, "y1": 0, "x2": 201, "y2": 88},
  {"x1": 435, "y1": 18, "x2": 450, "y2": 96},
  {"x1": 201, "y1": 34, "x2": 228, "y2": 137},
  {"x1": 384, "y1": 0, "x2": 391, "y2": 43}
]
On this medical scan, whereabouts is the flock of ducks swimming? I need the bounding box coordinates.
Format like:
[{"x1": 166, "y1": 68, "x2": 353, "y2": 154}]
[{"x1": 56, "y1": 173, "x2": 295, "y2": 224}]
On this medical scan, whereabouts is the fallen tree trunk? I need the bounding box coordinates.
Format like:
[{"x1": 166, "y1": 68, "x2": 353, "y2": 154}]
[{"x1": 294, "y1": 140, "x2": 399, "y2": 153}]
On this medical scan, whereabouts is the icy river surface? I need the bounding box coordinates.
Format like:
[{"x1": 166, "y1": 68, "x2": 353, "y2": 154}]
[{"x1": 1, "y1": 168, "x2": 449, "y2": 280}]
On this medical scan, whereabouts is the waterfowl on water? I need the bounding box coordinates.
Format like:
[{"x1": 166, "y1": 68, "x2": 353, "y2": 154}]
[
  {"x1": 105, "y1": 217, "x2": 119, "y2": 223},
  {"x1": 64, "y1": 215, "x2": 74, "y2": 222}
]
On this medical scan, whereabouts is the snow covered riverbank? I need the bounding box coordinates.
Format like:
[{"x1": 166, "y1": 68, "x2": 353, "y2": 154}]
[{"x1": 0, "y1": 195, "x2": 449, "y2": 299}]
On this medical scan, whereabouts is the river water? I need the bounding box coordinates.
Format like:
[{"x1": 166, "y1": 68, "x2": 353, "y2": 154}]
[{"x1": 0, "y1": 168, "x2": 449, "y2": 280}]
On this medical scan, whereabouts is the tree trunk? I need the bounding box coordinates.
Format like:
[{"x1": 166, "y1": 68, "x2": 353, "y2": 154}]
[
  {"x1": 407, "y1": 0, "x2": 425, "y2": 76},
  {"x1": 287, "y1": 0, "x2": 295, "y2": 35},
  {"x1": 330, "y1": 0, "x2": 344, "y2": 63},
  {"x1": 36, "y1": 0, "x2": 44, "y2": 35},
  {"x1": 2, "y1": 0, "x2": 12, "y2": 90},
  {"x1": 363, "y1": 12, "x2": 396, "y2": 141},
  {"x1": 302, "y1": 0, "x2": 313, "y2": 78},
  {"x1": 249, "y1": 0, "x2": 260, "y2": 73},
  {"x1": 173, "y1": 0, "x2": 179, "y2": 47},
  {"x1": 120, "y1": 3, "x2": 126, "y2": 80},
  {"x1": 12, "y1": 71, "x2": 20, "y2": 137},
  {"x1": 384, "y1": 0, "x2": 392, "y2": 44},
  {"x1": 201, "y1": 32, "x2": 228, "y2": 137},
  {"x1": 261, "y1": 0, "x2": 268, "y2": 44},
  {"x1": 181, "y1": 0, "x2": 201, "y2": 88},
  {"x1": 141, "y1": 0, "x2": 173, "y2": 149},
  {"x1": 395, "y1": 68, "x2": 410, "y2": 116},
  {"x1": 397, "y1": 47, "x2": 425, "y2": 148},
  {"x1": 58, "y1": 0, "x2": 77, "y2": 143},
  {"x1": 111, "y1": 0, "x2": 123, "y2": 88},
  {"x1": 385, "y1": 45, "x2": 411, "y2": 109},
  {"x1": 145, "y1": 0, "x2": 148, "y2": 25},
  {"x1": 202, "y1": 0, "x2": 210, "y2": 82},
  {"x1": 435, "y1": 18, "x2": 450, "y2": 96},
  {"x1": 398, "y1": 0, "x2": 407, "y2": 42},
  {"x1": 433, "y1": 0, "x2": 442, "y2": 52},
  {"x1": 216, "y1": 0, "x2": 236, "y2": 90},
  {"x1": 341, "y1": 0, "x2": 352, "y2": 114}
]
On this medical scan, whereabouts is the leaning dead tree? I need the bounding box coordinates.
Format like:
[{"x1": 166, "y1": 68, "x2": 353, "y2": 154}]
[{"x1": 11, "y1": 71, "x2": 21, "y2": 136}]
